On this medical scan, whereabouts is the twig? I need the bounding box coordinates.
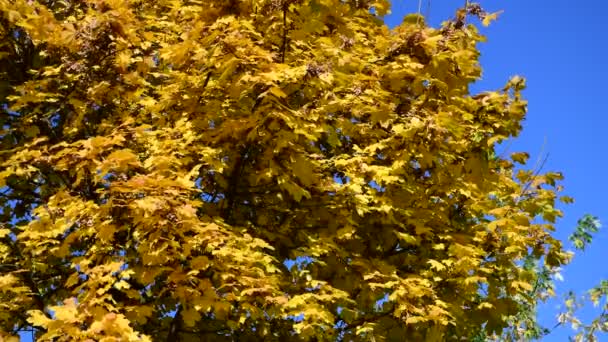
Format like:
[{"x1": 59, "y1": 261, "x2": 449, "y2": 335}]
[
  {"x1": 167, "y1": 306, "x2": 183, "y2": 342},
  {"x1": 281, "y1": 5, "x2": 288, "y2": 63}
]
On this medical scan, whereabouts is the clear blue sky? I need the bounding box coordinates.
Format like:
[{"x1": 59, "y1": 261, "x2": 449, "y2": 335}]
[{"x1": 386, "y1": 0, "x2": 608, "y2": 340}]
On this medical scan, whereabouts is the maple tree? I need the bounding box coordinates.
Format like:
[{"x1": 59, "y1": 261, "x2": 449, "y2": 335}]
[{"x1": 0, "y1": 0, "x2": 574, "y2": 340}]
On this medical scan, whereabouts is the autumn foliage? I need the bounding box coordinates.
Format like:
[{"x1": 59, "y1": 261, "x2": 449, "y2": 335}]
[{"x1": 0, "y1": 0, "x2": 572, "y2": 340}]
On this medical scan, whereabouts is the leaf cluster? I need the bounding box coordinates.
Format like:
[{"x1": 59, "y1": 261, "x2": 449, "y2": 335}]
[{"x1": 0, "y1": 1, "x2": 572, "y2": 340}]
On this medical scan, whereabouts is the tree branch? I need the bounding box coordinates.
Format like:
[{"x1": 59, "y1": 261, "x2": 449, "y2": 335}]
[
  {"x1": 281, "y1": 5, "x2": 288, "y2": 63},
  {"x1": 167, "y1": 305, "x2": 183, "y2": 342},
  {"x1": 1, "y1": 236, "x2": 53, "y2": 325},
  {"x1": 222, "y1": 145, "x2": 252, "y2": 224}
]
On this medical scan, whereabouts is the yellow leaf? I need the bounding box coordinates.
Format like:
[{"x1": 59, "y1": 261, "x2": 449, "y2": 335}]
[
  {"x1": 504, "y1": 245, "x2": 522, "y2": 254},
  {"x1": 432, "y1": 243, "x2": 445, "y2": 250},
  {"x1": 464, "y1": 276, "x2": 487, "y2": 285},
  {"x1": 281, "y1": 180, "x2": 310, "y2": 202},
  {"x1": 269, "y1": 87, "x2": 287, "y2": 99},
  {"x1": 98, "y1": 222, "x2": 117, "y2": 242},
  {"x1": 482, "y1": 11, "x2": 503, "y2": 27},
  {"x1": 560, "y1": 196, "x2": 574, "y2": 204},
  {"x1": 25, "y1": 125, "x2": 40, "y2": 138},
  {"x1": 427, "y1": 260, "x2": 446, "y2": 271},
  {"x1": 0, "y1": 228, "x2": 11, "y2": 238},
  {"x1": 292, "y1": 155, "x2": 315, "y2": 187},
  {"x1": 106, "y1": 149, "x2": 139, "y2": 166},
  {"x1": 191, "y1": 256, "x2": 210, "y2": 270},
  {"x1": 115, "y1": 50, "x2": 131, "y2": 70},
  {"x1": 511, "y1": 152, "x2": 529, "y2": 164},
  {"x1": 511, "y1": 281, "x2": 533, "y2": 292},
  {"x1": 356, "y1": 323, "x2": 376, "y2": 335},
  {"x1": 477, "y1": 302, "x2": 494, "y2": 310},
  {"x1": 487, "y1": 218, "x2": 510, "y2": 231},
  {"x1": 405, "y1": 316, "x2": 426, "y2": 324},
  {"x1": 114, "y1": 280, "x2": 130, "y2": 290},
  {"x1": 27, "y1": 310, "x2": 52, "y2": 328},
  {"x1": 396, "y1": 232, "x2": 418, "y2": 245},
  {"x1": 42, "y1": 65, "x2": 62, "y2": 77},
  {"x1": 140, "y1": 97, "x2": 157, "y2": 109},
  {"x1": 182, "y1": 308, "x2": 201, "y2": 328}
]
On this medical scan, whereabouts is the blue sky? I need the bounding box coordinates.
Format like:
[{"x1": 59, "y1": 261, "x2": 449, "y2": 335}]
[{"x1": 386, "y1": 0, "x2": 608, "y2": 340}]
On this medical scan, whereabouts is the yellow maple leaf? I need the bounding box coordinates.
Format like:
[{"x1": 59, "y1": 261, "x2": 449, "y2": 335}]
[{"x1": 482, "y1": 11, "x2": 503, "y2": 27}]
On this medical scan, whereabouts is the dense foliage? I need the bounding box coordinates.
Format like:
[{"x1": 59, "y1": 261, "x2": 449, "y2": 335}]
[{"x1": 0, "y1": 0, "x2": 572, "y2": 340}]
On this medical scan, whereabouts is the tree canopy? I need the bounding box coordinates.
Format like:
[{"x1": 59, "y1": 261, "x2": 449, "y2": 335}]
[{"x1": 0, "y1": 0, "x2": 572, "y2": 340}]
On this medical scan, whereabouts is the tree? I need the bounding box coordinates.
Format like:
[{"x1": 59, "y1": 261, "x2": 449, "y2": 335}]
[
  {"x1": 554, "y1": 215, "x2": 606, "y2": 342},
  {"x1": 0, "y1": 0, "x2": 572, "y2": 340}
]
